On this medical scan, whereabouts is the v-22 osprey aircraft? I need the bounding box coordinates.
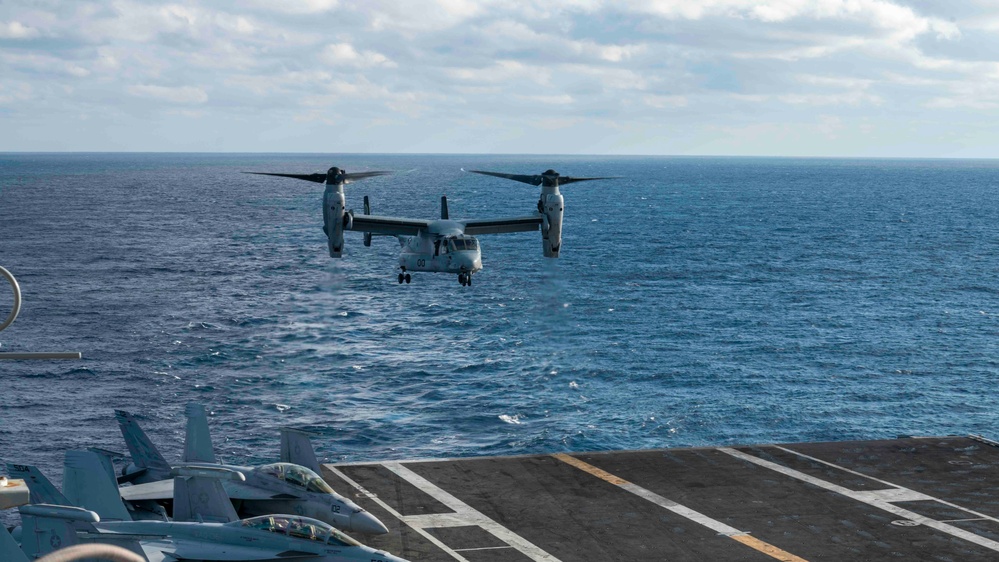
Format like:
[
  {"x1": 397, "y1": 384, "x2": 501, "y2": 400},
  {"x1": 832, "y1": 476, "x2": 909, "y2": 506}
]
[{"x1": 247, "y1": 167, "x2": 615, "y2": 286}]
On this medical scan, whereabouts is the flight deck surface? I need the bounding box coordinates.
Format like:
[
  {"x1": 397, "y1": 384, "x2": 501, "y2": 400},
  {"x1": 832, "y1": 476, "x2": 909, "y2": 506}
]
[{"x1": 321, "y1": 436, "x2": 999, "y2": 561}]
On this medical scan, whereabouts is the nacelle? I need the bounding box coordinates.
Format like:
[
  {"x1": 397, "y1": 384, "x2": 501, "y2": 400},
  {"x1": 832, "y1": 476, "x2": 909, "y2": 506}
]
[
  {"x1": 540, "y1": 192, "x2": 564, "y2": 258},
  {"x1": 322, "y1": 186, "x2": 346, "y2": 258}
]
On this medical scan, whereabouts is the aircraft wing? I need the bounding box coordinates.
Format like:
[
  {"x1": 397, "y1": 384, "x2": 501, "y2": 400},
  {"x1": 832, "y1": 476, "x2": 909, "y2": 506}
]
[
  {"x1": 120, "y1": 479, "x2": 292, "y2": 502},
  {"x1": 145, "y1": 539, "x2": 319, "y2": 561},
  {"x1": 461, "y1": 215, "x2": 543, "y2": 235},
  {"x1": 348, "y1": 213, "x2": 429, "y2": 236}
]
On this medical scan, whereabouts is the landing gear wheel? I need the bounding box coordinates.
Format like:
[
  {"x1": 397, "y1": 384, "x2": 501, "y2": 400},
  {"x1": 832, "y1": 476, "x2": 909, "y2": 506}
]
[
  {"x1": 458, "y1": 274, "x2": 466, "y2": 286},
  {"x1": 398, "y1": 273, "x2": 404, "y2": 284},
  {"x1": 404, "y1": 274, "x2": 411, "y2": 284},
  {"x1": 467, "y1": 275, "x2": 472, "y2": 286}
]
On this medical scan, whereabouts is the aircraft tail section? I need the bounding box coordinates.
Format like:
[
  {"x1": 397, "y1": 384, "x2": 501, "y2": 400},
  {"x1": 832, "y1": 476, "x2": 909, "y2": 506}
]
[
  {"x1": 173, "y1": 473, "x2": 239, "y2": 523},
  {"x1": 182, "y1": 403, "x2": 217, "y2": 463},
  {"x1": 18, "y1": 504, "x2": 98, "y2": 560},
  {"x1": 114, "y1": 409, "x2": 171, "y2": 477},
  {"x1": 0, "y1": 521, "x2": 28, "y2": 562},
  {"x1": 63, "y1": 450, "x2": 132, "y2": 522},
  {"x1": 279, "y1": 428, "x2": 322, "y2": 474},
  {"x1": 5, "y1": 463, "x2": 70, "y2": 506}
]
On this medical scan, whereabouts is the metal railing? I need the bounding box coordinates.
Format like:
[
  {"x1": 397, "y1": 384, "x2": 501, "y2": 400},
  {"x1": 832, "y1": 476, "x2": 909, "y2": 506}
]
[{"x1": 0, "y1": 265, "x2": 81, "y2": 360}]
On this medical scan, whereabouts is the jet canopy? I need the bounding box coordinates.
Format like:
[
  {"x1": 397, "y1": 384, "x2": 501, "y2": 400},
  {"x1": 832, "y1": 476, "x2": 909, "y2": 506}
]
[
  {"x1": 236, "y1": 515, "x2": 363, "y2": 546},
  {"x1": 257, "y1": 462, "x2": 334, "y2": 494}
]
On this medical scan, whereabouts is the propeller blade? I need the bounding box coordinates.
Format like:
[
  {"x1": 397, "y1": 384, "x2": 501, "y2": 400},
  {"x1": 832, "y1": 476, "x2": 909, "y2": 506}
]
[
  {"x1": 556, "y1": 176, "x2": 619, "y2": 185},
  {"x1": 244, "y1": 172, "x2": 327, "y2": 184},
  {"x1": 343, "y1": 171, "x2": 392, "y2": 183},
  {"x1": 468, "y1": 170, "x2": 543, "y2": 186}
]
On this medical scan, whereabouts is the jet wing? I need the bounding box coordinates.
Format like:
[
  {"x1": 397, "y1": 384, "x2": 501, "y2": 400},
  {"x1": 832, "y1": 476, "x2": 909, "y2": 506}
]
[
  {"x1": 145, "y1": 538, "x2": 319, "y2": 561},
  {"x1": 348, "y1": 214, "x2": 429, "y2": 236},
  {"x1": 461, "y1": 215, "x2": 543, "y2": 235},
  {"x1": 120, "y1": 480, "x2": 289, "y2": 502}
]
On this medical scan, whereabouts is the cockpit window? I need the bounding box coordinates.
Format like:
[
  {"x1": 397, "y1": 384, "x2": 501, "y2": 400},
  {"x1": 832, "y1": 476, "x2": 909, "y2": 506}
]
[
  {"x1": 450, "y1": 238, "x2": 478, "y2": 251},
  {"x1": 307, "y1": 477, "x2": 334, "y2": 494},
  {"x1": 257, "y1": 462, "x2": 332, "y2": 494},
  {"x1": 239, "y1": 515, "x2": 335, "y2": 543},
  {"x1": 327, "y1": 528, "x2": 363, "y2": 547}
]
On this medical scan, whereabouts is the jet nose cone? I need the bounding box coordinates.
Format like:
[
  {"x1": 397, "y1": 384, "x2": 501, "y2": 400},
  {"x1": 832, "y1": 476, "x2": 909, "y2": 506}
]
[{"x1": 351, "y1": 510, "x2": 389, "y2": 535}]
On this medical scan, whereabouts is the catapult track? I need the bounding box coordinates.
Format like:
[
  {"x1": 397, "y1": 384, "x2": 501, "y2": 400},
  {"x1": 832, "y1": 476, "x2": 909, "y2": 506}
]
[{"x1": 321, "y1": 436, "x2": 999, "y2": 561}]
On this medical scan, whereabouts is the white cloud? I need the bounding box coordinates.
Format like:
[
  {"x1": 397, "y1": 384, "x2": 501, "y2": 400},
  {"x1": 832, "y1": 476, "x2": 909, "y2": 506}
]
[
  {"x1": 127, "y1": 84, "x2": 209, "y2": 104},
  {"x1": 0, "y1": 20, "x2": 39, "y2": 39},
  {"x1": 321, "y1": 43, "x2": 397, "y2": 68},
  {"x1": 247, "y1": 0, "x2": 339, "y2": 14},
  {"x1": 644, "y1": 94, "x2": 688, "y2": 108}
]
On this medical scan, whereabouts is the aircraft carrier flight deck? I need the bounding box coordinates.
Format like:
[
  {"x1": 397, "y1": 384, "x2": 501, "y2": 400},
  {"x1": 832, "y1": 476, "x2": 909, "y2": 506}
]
[{"x1": 321, "y1": 435, "x2": 999, "y2": 561}]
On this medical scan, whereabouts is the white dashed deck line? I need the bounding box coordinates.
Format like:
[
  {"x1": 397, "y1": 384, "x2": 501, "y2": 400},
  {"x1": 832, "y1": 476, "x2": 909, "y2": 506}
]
[
  {"x1": 381, "y1": 461, "x2": 563, "y2": 562},
  {"x1": 324, "y1": 465, "x2": 471, "y2": 562},
  {"x1": 720, "y1": 447, "x2": 999, "y2": 554},
  {"x1": 775, "y1": 445, "x2": 999, "y2": 524}
]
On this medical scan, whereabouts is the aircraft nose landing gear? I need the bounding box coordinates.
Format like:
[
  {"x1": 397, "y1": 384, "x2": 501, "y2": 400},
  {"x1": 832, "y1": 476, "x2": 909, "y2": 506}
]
[
  {"x1": 458, "y1": 273, "x2": 472, "y2": 286},
  {"x1": 398, "y1": 268, "x2": 411, "y2": 284}
]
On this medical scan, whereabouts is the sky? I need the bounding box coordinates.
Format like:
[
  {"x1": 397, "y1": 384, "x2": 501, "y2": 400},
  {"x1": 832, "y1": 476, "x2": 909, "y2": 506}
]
[{"x1": 1, "y1": 0, "x2": 998, "y2": 156}]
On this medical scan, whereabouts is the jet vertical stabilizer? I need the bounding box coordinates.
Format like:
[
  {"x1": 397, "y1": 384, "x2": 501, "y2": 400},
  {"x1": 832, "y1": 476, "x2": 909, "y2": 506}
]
[
  {"x1": 173, "y1": 468, "x2": 243, "y2": 523},
  {"x1": 279, "y1": 428, "x2": 322, "y2": 474},
  {"x1": 114, "y1": 409, "x2": 171, "y2": 483},
  {"x1": 183, "y1": 403, "x2": 217, "y2": 463},
  {"x1": 63, "y1": 450, "x2": 132, "y2": 522},
  {"x1": 5, "y1": 463, "x2": 70, "y2": 505}
]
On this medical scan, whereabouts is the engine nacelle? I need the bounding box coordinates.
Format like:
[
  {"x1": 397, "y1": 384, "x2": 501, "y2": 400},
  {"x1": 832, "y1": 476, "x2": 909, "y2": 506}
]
[
  {"x1": 322, "y1": 186, "x2": 346, "y2": 258},
  {"x1": 540, "y1": 192, "x2": 564, "y2": 258}
]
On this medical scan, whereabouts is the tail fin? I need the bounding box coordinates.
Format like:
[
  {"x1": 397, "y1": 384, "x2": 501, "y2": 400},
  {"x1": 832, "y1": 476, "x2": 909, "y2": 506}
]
[
  {"x1": 173, "y1": 467, "x2": 242, "y2": 523},
  {"x1": 0, "y1": 523, "x2": 28, "y2": 562},
  {"x1": 114, "y1": 409, "x2": 171, "y2": 475},
  {"x1": 182, "y1": 403, "x2": 217, "y2": 463},
  {"x1": 63, "y1": 451, "x2": 131, "y2": 522},
  {"x1": 87, "y1": 447, "x2": 122, "y2": 485},
  {"x1": 441, "y1": 195, "x2": 449, "y2": 220},
  {"x1": 279, "y1": 428, "x2": 322, "y2": 474},
  {"x1": 5, "y1": 463, "x2": 70, "y2": 505},
  {"x1": 18, "y1": 504, "x2": 97, "y2": 559}
]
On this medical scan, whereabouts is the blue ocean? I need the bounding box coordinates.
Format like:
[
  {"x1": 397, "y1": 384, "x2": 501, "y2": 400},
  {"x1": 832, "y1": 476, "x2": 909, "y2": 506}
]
[{"x1": 2, "y1": 154, "x2": 999, "y2": 492}]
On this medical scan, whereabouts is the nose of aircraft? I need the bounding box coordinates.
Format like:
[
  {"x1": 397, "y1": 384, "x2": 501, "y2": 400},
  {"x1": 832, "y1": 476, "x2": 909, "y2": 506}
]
[
  {"x1": 351, "y1": 510, "x2": 389, "y2": 535},
  {"x1": 454, "y1": 252, "x2": 482, "y2": 273}
]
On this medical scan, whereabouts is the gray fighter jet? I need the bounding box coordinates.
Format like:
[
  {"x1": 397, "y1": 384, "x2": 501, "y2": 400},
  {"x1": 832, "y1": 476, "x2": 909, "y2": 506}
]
[
  {"x1": 13, "y1": 452, "x2": 408, "y2": 562},
  {"x1": 114, "y1": 405, "x2": 388, "y2": 535}
]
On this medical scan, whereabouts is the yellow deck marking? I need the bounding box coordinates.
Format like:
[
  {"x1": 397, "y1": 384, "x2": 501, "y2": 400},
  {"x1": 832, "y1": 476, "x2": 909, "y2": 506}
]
[
  {"x1": 732, "y1": 535, "x2": 809, "y2": 562},
  {"x1": 552, "y1": 453, "x2": 809, "y2": 562}
]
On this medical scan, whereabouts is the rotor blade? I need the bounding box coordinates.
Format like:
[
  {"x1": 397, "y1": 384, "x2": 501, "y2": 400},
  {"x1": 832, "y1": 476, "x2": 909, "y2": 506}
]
[
  {"x1": 343, "y1": 171, "x2": 392, "y2": 183},
  {"x1": 468, "y1": 170, "x2": 543, "y2": 186},
  {"x1": 556, "y1": 176, "x2": 620, "y2": 185},
  {"x1": 244, "y1": 172, "x2": 327, "y2": 184}
]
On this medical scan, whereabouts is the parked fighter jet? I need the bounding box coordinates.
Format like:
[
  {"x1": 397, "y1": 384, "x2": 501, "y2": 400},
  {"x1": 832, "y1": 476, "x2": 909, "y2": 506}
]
[
  {"x1": 13, "y1": 452, "x2": 407, "y2": 562},
  {"x1": 114, "y1": 405, "x2": 387, "y2": 535}
]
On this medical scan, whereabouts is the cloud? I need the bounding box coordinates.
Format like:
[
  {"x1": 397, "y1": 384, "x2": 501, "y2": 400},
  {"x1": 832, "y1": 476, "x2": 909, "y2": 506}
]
[
  {"x1": 0, "y1": 20, "x2": 39, "y2": 39},
  {"x1": 127, "y1": 84, "x2": 209, "y2": 104},
  {"x1": 0, "y1": 0, "x2": 998, "y2": 155},
  {"x1": 321, "y1": 43, "x2": 397, "y2": 68}
]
